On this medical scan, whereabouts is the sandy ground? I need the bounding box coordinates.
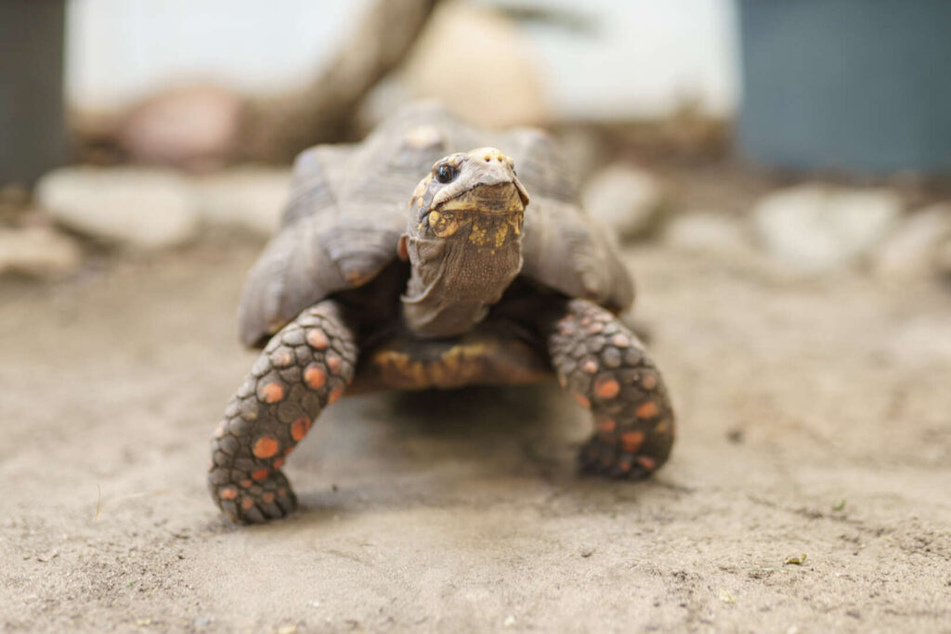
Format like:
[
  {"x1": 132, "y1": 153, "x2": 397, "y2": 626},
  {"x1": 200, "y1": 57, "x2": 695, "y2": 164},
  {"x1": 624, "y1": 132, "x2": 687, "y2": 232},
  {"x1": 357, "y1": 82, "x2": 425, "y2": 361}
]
[{"x1": 1, "y1": 230, "x2": 950, "y2": 633}]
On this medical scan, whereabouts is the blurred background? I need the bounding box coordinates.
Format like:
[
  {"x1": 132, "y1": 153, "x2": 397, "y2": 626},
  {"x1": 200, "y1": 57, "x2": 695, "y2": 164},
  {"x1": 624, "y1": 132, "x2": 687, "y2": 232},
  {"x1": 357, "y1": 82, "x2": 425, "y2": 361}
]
[
  {"x1": 2, "y1": 0, "x2": 950, "y2": 279},
  {"x1": 3, "y1": 3, "x2": 951, "y2": 631},
  {"x1": 1, "y1": 0, "x2": 950, "y2": 278}
]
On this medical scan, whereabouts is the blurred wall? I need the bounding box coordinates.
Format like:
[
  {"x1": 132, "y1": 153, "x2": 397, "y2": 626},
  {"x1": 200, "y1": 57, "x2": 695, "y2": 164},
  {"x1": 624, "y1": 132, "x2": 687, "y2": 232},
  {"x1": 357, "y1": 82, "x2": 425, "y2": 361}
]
[
  {"x1": 66, "y1": 0, "x2": 738, "y2": 120},
  {"x1": 65, "y1": 0, "x2": 371, "y2": 110},
  {"x1": 502, "y1": 0, "x2": 738, "y2": 119}
]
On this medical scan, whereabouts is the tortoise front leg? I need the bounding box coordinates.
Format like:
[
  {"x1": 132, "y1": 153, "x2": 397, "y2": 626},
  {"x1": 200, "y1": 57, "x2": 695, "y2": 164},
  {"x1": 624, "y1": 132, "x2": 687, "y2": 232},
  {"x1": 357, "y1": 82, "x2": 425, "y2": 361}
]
[
  {"x1": 208, "y1": 300, "x2": 357, "y2": 524},
  {"x1": 546, "y1": 299, "x2": 675, "y2": 479}
]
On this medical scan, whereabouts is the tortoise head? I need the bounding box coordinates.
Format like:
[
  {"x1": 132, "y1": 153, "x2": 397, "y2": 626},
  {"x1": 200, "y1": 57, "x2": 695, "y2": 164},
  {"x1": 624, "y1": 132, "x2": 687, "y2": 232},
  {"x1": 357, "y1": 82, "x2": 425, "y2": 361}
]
[
  {"x1": 399, "y1": 148, "x2": 530, "y2": 337},
  {"x1": 408, "y1": 147, "x2": 529, "y2": 241}
]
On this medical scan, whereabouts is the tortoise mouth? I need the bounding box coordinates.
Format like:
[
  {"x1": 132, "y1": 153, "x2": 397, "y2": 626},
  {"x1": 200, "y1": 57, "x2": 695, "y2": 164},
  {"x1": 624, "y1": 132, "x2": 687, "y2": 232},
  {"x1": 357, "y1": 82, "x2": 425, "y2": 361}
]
[
  {"x1": 432, "y1": 182, "x2": 528, "y2": 215},
  {"x1": 427, "y1": 182, "x2": 527, "y2": 240}
]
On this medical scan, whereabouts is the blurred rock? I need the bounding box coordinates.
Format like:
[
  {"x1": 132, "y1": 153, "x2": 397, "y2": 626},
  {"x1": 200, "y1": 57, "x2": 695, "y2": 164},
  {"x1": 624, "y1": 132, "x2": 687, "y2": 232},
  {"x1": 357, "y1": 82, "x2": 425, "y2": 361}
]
[
  {"x1": 193, "y1": 167, "x2": 292, "y2": 236},
  {"x1": 398, "y1": 2, "x2": 549, "y2": 129},
  {"x1": 873, "y1": 203, "x2": 951, "y2": 280},
  {"x1": 663, "y1": 211, "x2": 750, "y2": 255},
  {"x1": 753, "y1": 184, "x2": 902, "y2": 273},
  {"x1": 36, "y1": 167, "x2": 200, "y2": 249},
  {"x1": 582, "y1": 164, "x2": 665, "y2": 242},
  {"x1": 0, "y1": 224, "x2": 82, "y2": 279},
  {"x1": 117, "y1": 85, "x2": 244, "y2": 171}
]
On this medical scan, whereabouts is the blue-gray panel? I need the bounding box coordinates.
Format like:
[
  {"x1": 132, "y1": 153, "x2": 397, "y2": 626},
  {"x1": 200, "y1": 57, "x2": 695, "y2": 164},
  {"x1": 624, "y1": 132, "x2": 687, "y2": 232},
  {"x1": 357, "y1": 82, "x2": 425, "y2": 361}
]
[
  {"x1": 737, "y1": 0, "x2": 951, "y2": 174},
  {"x1": 0, "y1": 1, "x2": 67, "y2": 186}
]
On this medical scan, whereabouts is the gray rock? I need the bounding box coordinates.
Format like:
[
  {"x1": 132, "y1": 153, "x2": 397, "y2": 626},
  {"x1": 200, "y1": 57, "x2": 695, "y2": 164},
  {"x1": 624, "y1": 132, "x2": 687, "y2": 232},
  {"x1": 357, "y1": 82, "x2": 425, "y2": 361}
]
[
  {"x1": 0, "y1": 224, "x2": 82, "y2": 278},
  {"x1": 753, "y1": 184, "x2": 902, "y2": 273},
  {"x1": 398, "y1": 2, "x2": 549, "y2": 129},
  {"x1": 582, "y1": 164, "x2": 664, "y2": 242},
  {"x1": 193, "y1": 167, "x2": 292, "y2": 236},
  {"x1": 36, "y1": 167, "x2": 200, "y2": 249},
  {"x1": 873, "y1": 203, "x2": 951, "y2": 280},
  {"x1": 117, "y1": 84, "x2": 244, "y2": 170},
  {"x1": 663, "y1": 211, "x2": 750, "y2": 255}
]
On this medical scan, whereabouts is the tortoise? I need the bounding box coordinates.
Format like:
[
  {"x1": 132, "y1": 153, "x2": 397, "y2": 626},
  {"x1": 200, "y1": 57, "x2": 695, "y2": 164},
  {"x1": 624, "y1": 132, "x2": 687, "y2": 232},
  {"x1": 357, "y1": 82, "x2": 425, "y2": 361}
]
[{"x1": 208, "y1": 104, "x2": 675, "y2": 524}]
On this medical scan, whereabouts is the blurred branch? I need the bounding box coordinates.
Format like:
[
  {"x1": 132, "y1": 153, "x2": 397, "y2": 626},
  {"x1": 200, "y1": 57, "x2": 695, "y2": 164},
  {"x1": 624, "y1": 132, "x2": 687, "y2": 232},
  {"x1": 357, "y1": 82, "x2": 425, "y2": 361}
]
[
  {"x1": 240, "y1": 0, "x2": 442, "y2": 163},
  {"x1": 494, "y1": 3, "x2": 599, "y2": 36}
]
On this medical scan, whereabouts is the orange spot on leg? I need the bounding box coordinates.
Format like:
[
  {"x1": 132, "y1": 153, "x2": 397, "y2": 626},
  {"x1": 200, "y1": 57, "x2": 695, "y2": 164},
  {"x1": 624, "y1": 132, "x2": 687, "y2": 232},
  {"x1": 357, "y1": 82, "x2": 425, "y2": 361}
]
[
  {"x1": 239, "y1": 480, "x2": 252, "y2": 489},
  {"x1": 251, "y1": 468, "x2": 269, "y2": 481},
  {"x1": 306, "y1": 329, "x2": 329, "y2": 350},
  {"x1": 641, "y1": 374, "x2": 658, "y2": 390},
  {"x1": 635, "y1": 401, "x2": 659, "y2": 419},
  {"x1": 328, "y1": 385, "x2": 344, "y2": 404},
  {"x1": 241, "y1": 498, "x2": 254, "y2": 511},
  {"x1": 273, "y1": 457, "x2": 285, "y2": 469},
  {"x1": 290, "y1": 417, "x2": 312, "y2": 442},
  {"x1": 637, "y1": 456, "x2": 657, "y2": 472},
  {"x1": 219, "y1": 487, "x2": 238, "y2": 501},
  {"x1": 621, "y1": 431, "x2": 645, "y2": 453},
  {"x1": 326, "y1": 354, "x2": 342, "y2": 375},
  {"x1": 258, "y1": 381, "x2": 286, "y2": 404},
  {"x1": 597, "y1": 416, "x2": 616, "y2": 433},
  {"x1": 252, "y1": 436, "x2": 280, "y2": 459},
  {"x1": 304, "y1": 365, "x2": 326, "y2": 390},
  {"x1": 594, "y1": 377, "x2": 620, "y2": 399},
  {"x1": 262, "y1": 492, "x2": 275, "y2": 504},
  {"x1": 573, "y1": 393, "x2": 591, "y2": 409}
]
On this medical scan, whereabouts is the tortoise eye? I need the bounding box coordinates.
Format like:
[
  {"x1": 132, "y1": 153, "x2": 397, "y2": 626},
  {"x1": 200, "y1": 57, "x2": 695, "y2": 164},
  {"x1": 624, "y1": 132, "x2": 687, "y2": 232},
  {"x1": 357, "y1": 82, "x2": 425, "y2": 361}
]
[{"x1": 434, "y1": 164, "x2": 458, "y2": 184}]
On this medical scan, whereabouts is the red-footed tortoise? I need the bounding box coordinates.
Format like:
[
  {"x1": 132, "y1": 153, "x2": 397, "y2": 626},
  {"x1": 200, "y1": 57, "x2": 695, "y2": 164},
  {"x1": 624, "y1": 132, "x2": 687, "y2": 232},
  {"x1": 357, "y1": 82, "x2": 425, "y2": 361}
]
[{"x1": 209, "y1": 104, "x2": 675, "y2": 523}]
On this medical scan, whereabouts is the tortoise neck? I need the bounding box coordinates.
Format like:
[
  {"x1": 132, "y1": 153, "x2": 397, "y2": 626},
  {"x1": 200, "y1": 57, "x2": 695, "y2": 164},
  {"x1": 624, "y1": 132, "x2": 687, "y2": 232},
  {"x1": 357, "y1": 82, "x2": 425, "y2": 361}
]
[{"x1": 401, "y1": 231, "x2": 522, "y2": 338}]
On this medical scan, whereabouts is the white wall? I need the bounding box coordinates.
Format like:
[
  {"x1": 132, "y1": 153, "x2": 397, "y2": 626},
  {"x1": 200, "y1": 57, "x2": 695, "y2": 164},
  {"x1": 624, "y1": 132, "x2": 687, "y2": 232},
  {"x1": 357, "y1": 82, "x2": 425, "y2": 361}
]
[
  {"x1": 65, "y1": 0, "x2": 738, "y2": 119},
  {"x1": 515, "y1": 0, "x2": 738, "y2": 119},
  {"x1": 65, "y1": 0, "x2": 371, "y2": 109}
]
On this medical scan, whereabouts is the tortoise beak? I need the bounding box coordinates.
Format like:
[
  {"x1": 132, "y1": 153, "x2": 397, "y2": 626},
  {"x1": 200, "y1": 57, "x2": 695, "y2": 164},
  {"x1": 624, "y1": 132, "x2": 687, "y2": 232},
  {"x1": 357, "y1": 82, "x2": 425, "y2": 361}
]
[{"x1": 435, "y1": 180, "x2": 528, "y2": 215}]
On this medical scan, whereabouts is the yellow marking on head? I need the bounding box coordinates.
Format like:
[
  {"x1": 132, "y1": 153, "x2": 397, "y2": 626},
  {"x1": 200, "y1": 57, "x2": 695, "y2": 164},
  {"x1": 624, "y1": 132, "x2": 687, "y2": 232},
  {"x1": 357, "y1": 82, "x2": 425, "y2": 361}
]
[
  {"x1": 471, "y1": 147, "x2": 510, "y2": 164},
  {"x1": 494, "y1": 223, "x2": 509, "y2": 247},
  {"x1": 429, "y1": 210, "x2": 441, "y2": 225},
  {"x1": 469, "y1": 223, "x2": 488, "y2": 245}
]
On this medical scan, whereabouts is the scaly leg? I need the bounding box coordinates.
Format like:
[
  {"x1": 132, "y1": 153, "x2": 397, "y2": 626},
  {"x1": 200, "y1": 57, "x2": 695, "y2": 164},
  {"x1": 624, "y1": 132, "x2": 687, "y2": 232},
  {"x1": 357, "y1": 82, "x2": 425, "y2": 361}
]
[
  {"x1": 547, "y1": 299, "x2": 675, "y2": 479},
  {"x1": 208, "y1": 300, "x2": 357, "y2": 524}
]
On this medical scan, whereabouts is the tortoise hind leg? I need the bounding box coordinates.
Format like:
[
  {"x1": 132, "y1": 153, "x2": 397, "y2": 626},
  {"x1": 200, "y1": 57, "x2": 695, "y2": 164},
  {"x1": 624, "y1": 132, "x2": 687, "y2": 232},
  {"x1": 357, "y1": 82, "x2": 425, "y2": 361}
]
[
  {"x1": 546, "y1": 299, "x2": 675, "y2": 479},
  {"x1": 208, "y1": 300, "x2": 357, "y2": 524}
]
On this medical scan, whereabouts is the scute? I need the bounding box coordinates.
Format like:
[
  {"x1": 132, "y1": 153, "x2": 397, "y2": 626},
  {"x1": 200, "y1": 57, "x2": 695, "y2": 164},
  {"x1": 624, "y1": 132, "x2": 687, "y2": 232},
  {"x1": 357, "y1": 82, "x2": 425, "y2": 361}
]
[{"x1": 237, "y1": 103, "x2": 634, "y2": 347}]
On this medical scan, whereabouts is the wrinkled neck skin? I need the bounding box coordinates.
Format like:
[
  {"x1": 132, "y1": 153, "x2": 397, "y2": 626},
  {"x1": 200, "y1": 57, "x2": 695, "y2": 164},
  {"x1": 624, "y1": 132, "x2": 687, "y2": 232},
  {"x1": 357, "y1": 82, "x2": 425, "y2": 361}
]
[{"x1": 402, "y1": 218, "x2": 523, "y2": 338}]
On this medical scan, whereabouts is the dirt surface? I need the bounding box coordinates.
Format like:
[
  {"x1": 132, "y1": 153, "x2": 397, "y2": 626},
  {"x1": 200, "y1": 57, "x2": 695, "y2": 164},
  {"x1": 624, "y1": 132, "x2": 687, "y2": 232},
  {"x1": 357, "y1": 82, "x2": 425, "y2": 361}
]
[{"x1": 2, "y1": 231, "x2": 950, "y2": 633}]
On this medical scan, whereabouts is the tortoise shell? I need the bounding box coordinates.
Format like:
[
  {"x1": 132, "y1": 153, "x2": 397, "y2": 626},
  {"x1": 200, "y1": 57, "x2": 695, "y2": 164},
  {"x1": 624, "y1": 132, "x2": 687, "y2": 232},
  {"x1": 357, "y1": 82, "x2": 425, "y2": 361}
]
[{"x1": 237, "y1": 103, "x2": 633, "y2": 348}]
